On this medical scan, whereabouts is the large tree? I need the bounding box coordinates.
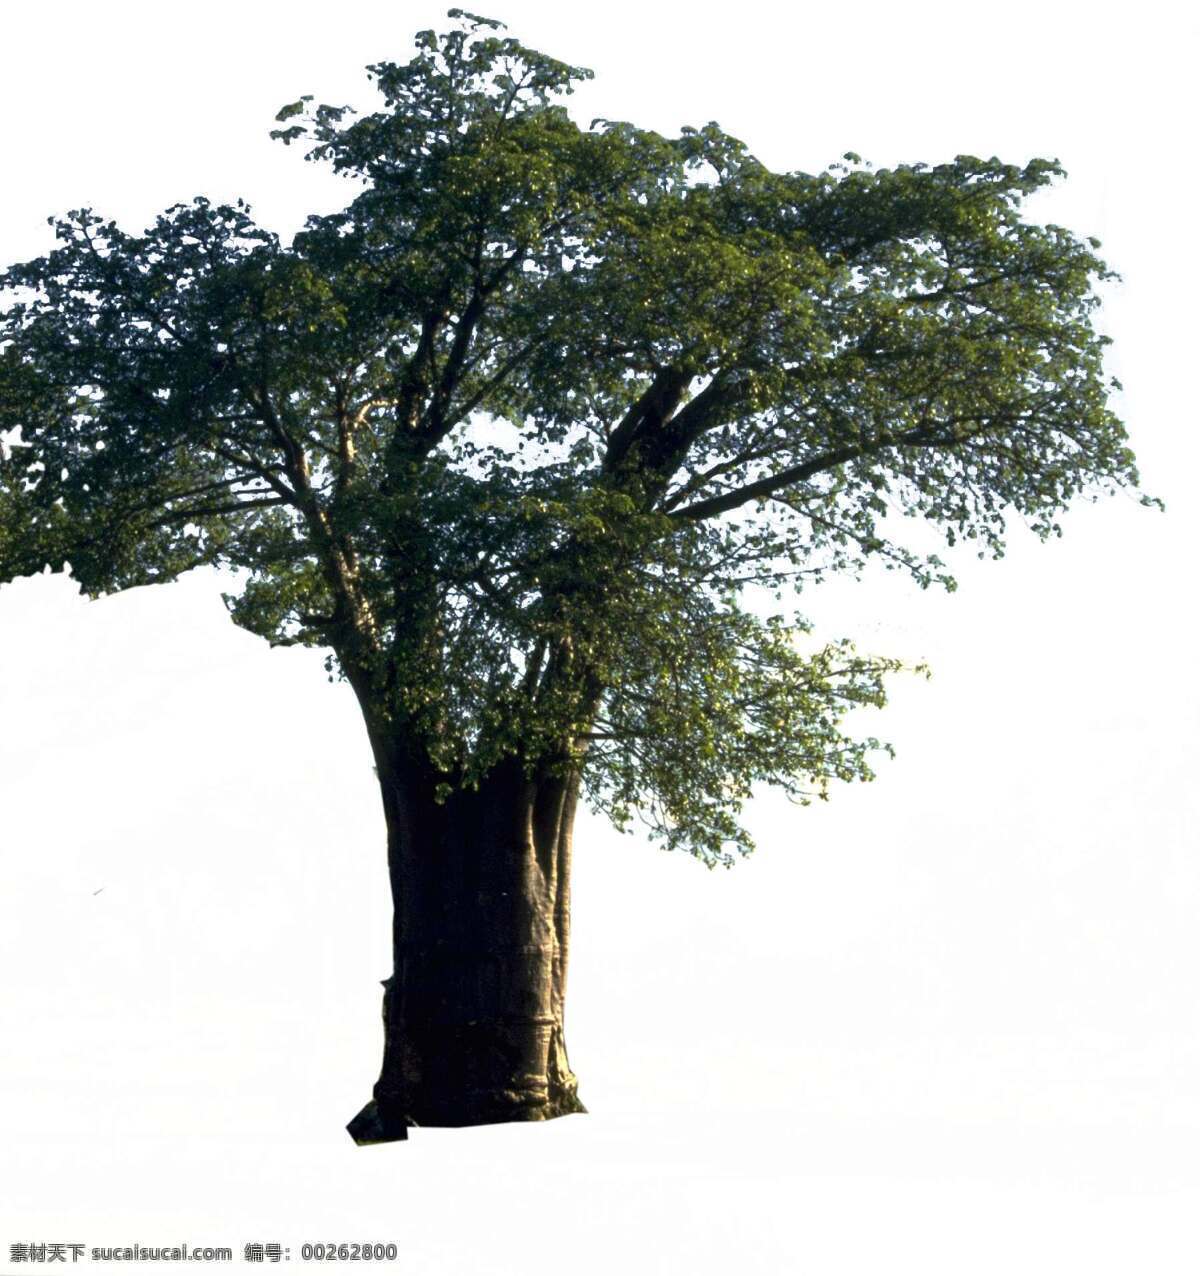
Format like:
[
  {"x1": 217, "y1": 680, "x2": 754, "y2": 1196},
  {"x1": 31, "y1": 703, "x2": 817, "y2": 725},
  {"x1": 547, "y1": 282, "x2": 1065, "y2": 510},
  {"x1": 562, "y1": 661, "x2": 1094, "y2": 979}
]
[{"x1": 0, "y1": 11, "x2": 1146, "y2": 1141}]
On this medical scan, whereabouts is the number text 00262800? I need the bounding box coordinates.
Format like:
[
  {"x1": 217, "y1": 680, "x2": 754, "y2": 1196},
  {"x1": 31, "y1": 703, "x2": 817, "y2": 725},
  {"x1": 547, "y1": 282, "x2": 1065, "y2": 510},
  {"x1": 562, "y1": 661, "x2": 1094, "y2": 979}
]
[{"x1": 300, "y1": 1243, "x2": 399, "y2": 1261}]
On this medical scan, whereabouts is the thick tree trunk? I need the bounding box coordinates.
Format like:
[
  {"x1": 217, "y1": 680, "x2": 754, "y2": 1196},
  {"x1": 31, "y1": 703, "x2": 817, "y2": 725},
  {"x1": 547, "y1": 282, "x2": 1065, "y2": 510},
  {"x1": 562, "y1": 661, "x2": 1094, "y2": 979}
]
[{"x1": 347, "y1": 752, "x2": 585, "y2": 1143}]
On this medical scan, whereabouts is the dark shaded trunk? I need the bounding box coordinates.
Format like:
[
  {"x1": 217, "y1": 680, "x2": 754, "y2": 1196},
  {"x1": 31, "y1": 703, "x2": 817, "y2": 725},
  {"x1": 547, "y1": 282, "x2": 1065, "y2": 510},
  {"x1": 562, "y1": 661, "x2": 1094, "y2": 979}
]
[{"x1": 347, "y1": 751, "x2": 585, "y2": 1142}]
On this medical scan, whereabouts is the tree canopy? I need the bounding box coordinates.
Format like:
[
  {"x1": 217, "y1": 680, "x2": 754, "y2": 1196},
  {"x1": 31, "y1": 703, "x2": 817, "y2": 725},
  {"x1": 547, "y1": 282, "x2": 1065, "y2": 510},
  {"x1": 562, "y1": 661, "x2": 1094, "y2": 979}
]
[{"x1": 0, "y1": 11, "x2": 1145, "y2": 864}]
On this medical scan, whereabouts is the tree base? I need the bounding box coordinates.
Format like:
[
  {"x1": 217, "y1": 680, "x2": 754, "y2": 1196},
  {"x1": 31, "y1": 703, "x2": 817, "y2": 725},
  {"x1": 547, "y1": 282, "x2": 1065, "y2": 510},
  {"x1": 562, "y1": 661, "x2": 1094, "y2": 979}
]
[
  {"x1": 346, "y1": 1099, "x2": 409, "y2": 1145},
  {"x1": 346, "y1": 1090, "x2": 586, "y2": 1145}
]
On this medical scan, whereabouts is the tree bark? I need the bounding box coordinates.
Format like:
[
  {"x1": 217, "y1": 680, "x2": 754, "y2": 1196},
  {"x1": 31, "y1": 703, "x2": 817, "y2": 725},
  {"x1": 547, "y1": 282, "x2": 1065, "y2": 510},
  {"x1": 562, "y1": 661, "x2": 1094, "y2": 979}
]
[{"x1": 347, "y1": 751, "x2": 586, "y2": 1143}]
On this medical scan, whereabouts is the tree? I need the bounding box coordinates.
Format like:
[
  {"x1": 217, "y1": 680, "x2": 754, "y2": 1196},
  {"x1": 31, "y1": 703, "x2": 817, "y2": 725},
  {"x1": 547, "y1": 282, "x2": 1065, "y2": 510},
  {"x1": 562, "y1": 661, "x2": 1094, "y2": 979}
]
[{"x1": 0, "y1": 11, "x2": 1147, "y2": 1142}]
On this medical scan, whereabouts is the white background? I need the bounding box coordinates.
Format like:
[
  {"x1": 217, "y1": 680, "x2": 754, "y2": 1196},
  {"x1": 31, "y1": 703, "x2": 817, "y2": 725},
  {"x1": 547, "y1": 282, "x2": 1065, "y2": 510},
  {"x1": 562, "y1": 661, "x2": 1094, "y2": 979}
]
[{"x1": 2, "y1": 2, "x2": 1198, "y2": 1272}]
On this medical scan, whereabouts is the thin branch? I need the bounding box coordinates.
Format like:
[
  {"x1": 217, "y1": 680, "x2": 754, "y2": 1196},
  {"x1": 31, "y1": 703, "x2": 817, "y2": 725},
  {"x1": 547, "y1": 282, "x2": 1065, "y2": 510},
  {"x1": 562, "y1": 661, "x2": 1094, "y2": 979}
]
[
  {"x1": 208, "y1": 440, "x2": 300, "y2": 505},
  {"x1": 668, "y1": 420, "x2": 985, "y2": 523},
  {"x1": 148, "y1": 496, "x2": 287, "y2": 527},
  {"x1": 439, "y1": 335, "x2": 545, "y2": 434}
]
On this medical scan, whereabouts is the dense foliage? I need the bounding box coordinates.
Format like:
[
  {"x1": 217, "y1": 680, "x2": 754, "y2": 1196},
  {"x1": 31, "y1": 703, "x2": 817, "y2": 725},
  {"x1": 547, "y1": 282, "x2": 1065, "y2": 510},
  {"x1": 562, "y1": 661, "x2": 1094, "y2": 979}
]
[{"x1": 0, "y1": 11, "x2": 1143, "y2": 863}]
